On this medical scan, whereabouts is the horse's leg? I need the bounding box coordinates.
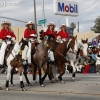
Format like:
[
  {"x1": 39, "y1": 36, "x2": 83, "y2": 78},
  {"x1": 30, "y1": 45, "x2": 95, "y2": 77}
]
[
  {"x1": 31, "y1": 64, "x2": 37, "y2": 83},
  {"x1": 38, "y1": 67, "x2": 45, "y2": 87},
  {"x1": 23, "y1": 65, "x2": 32, "y2": 86},
  {"x1": 10, "y1": 68, "x2": 15, "y2": 87},
  {"x1": 48, "y1": 63, "x2": 56, "y2": 83},
  {"x1": 5, "y1": 65, "x2": 12, "y2": 91},
  {"x1": 70, "y1": 60, "x2": 76, "y2": 82},
  {"x1": 42, "y1": 62, "x2": 51, "y2": 83},
  {"x1": 58, "y1": 63, "x2": 65, "y2": 84},
  {"x1": 51, "y1": 62, "x2": 56, "y2": 81},
  {"x1": 18, "y1": 66, "x2": 26, "y2": 91},
  {"x1": 56, "y1": 61, "x2": 61, "y2": 81}
]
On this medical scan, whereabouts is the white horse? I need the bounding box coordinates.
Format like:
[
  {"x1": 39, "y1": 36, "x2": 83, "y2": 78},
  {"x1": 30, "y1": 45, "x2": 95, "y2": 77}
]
[
  {"x1": 66, "y1": 38, "x2": 88, "y2": 81},
  {"x1": 5, "y1": 38, "x2": 29, "y2": 91}
]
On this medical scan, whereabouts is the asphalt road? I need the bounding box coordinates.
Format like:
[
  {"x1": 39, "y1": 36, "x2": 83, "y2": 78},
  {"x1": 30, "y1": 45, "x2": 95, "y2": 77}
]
[{"x1": 0, "y1": 74, "x2": 100, "y2": 100}]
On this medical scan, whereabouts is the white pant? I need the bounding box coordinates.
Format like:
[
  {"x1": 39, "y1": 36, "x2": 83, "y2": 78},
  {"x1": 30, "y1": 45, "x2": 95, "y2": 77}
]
[
  {"x1": 48, "y1": 50, "x2": 55, "y2": 62},
  {"x1": 27, "y1": 42, "x2": 32, "y2": 64},
  {"x1": 0, "y1": 41, "x2": 8, "y2": 65}
]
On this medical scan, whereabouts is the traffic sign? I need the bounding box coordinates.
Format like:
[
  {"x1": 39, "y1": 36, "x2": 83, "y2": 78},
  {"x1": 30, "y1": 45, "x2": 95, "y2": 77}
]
[{"x1": 38, "y1": 19, "x2": 47, "y2": 24}]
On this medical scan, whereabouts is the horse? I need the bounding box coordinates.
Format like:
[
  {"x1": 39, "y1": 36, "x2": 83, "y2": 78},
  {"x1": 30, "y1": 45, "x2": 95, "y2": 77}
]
[
  {"x1": 54, "y1": 36, "x2": 77, "y2": 83},
  {"x1": 66, "y1": 38, "x2": 88, "y2": 81},
  {"x1": 31, "y1": 35, "x2": 55, "y2": 87},
  {"x1": 5, "y1": 38, "x2": 29, "y2": 91}
]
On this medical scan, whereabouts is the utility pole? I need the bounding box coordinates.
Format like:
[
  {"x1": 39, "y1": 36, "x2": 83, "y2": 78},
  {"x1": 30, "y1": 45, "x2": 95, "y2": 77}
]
[
  {"x1": 78, "y1": 21, "x2": 79, "y2": 32},
  {"x1": 66, "y1": 16, "x2": 69, "y2": 26},
  {"x1": 33, "y1": 0, "x2": 37, "y2": 33},
  {"x1": 42, "y1": 0, "x2": 45, "y2": 30},
  {"x1": 58, "y1": 16, "x2": 64, "y2": 26}
]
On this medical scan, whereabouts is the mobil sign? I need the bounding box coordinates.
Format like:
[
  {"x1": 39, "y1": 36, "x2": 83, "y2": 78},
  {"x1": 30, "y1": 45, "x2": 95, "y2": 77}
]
[{"x1": 54, "y1": 0, "x2": 79, "y2": 16}]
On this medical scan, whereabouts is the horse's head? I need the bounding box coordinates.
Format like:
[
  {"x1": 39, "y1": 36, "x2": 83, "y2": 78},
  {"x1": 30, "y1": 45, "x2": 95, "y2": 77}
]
[
  {"x1": 68, "y1": 35, "x2": 77, "y2": 53},
  {"x1": 20, "y1": 38, "x2": 29, "y2": 51},
  {"x1": 81, "y1": 38, "x2": 88, "y2": 56},
  {"x1": 18, "y1": 38, "x2": 29, "y2": 60},
  {"x1": 47, "y1": 34, "x2": 55, "y2": 50}
]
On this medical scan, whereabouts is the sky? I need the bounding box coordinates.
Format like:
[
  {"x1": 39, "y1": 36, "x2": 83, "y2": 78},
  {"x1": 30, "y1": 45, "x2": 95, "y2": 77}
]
[{"x1": 0, "y1": 0, "x2": 99, "y2": 32}]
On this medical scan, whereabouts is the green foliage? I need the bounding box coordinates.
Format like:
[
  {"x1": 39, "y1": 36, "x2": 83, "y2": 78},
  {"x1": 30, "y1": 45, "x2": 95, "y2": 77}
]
[
  {"x1": 91, "y1": 16, "x2": 100, "y2": 33},
  {"x1": 70, "y1": 22, "x2": 76, "y2": 29}
]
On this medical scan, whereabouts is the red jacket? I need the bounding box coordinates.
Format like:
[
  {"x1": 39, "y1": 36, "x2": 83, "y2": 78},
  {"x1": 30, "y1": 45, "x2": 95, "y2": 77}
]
[
  {"x1": 0, "y1": 28, "x2": 16, "y2": 40},
  {"x1": 24, "y1": 29, "x2": 36, "y2": 38},
  {"x1": 42, "y1": 29, "x2": 57, "y2": 39},
  {"x1": 57, "y1": 31, "x2": 70, "y2": 39}
]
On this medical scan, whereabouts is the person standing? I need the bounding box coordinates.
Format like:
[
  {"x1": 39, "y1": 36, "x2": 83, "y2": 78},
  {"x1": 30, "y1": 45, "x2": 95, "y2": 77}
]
[{"x1": 0, "y1": 20, "x2": 16, "y2": 68}]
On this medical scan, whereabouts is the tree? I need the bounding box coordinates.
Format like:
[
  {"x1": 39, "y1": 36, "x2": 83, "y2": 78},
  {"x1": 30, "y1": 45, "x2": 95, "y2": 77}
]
[
  {"x1": 70, "y1": 22, "x2": 76, "y2": 29},
  {"x1": 91, "y1": 16, "x2": 100, "y2": 33}
]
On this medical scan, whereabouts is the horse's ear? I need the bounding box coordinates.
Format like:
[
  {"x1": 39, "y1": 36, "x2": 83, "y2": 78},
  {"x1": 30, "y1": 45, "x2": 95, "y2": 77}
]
[
  {"x1": 81, "y1": 39, "x2": 83, "y2": 41},
  {"x1": 75, "y1": 35, "x2": 77, "y2": 38},
  {"x1": 86, "y1": 38, "x2": 88, "y2": 42},
  {"x1": 70, "y1": 35, "x2": 72, "y2": 38},
  {"x1": 21, "y1": 38, "x2": 24, "y2": 42}
]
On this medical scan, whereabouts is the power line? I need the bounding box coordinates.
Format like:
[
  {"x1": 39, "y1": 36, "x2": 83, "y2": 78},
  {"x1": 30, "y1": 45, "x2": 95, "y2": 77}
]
[{"x1": 0, "y1": 16, "x2": 41, "y2": 26}]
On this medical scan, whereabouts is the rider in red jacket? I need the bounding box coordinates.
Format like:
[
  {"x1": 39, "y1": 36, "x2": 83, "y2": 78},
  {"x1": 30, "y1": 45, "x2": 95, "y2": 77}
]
[
  {"x1": 42, "y1": 22, "x2": 57, "y2": 39},
  {"x1": 24, "y1": 21, "x2": 37, "y2": 65},
  {"x1": 0, "y1": 20, "x2": 16, "y2": 68},
  {"x1": 57, "y1": 24, "x2": 70, "y2": 43}
]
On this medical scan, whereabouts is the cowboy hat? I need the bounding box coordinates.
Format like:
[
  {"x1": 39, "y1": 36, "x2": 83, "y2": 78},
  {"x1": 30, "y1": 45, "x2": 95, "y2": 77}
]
[
  {"x1": 25, "y1": 21, "x2": 34, "y2": 27},
  {"x1": 59, "y1": 24, "x2": 67, "y2": 29},
  {"x1": 1, "y1": 20, "x2": 11, "y2": 26},
  {"x1": 47, "y1": 22, "x2": 56, "y2": 27}
]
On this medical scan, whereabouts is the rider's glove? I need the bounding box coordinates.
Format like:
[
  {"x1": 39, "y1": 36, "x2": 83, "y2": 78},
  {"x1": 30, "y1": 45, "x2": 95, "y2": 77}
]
[
  {"x1": 30, "y1": 34, "x2": 37, "y2": 37},
  {"x1": 6, "y1": 35, "x2": 11, "y2": 38},
  {"x1": 11, "y1": 37, "x2": 15, "y2": 41}
]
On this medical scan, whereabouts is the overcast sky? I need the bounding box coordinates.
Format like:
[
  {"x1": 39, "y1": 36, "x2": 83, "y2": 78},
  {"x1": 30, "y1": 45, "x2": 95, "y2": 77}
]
[{"x1": 0, "y1": 0, "x2": 99, "y2": 32}]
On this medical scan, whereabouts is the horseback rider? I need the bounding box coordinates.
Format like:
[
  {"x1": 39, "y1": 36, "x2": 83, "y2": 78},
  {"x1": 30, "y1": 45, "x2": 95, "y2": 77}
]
[
  {"x1": 42, "y1": 22, "x2": 57, "y2": 39},
  {"x1": 57, "y1": 24, "x2": 70, "y2": 43},
  {"x1": 24, "y1": 21, "x2": 37, "y2": 65},
  {"x1": 42, "y1": 22, "x2": 57, "y2": 63},
  {"x1": 0, "y1": 20, "x2": 16, "y2": 68}
]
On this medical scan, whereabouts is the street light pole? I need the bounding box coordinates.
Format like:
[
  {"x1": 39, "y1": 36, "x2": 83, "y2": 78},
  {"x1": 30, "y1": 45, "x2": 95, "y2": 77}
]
[
  {"x1": 33, "y1": 0, "x2": 37, "y2": 33},
  {"x1": 58, "y1": 16, "x2": 64, "y2": 26}
]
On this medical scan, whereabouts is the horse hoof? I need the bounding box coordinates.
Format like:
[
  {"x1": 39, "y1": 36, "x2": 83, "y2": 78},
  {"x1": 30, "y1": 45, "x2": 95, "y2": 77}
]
[
  {"x1": 28, "y1": 83, "x2": 32, "y2": 86},
  {"x1": 22, "y1": 88, "x2": 26, "y2": 91},
  {"x1": 33, "y1": 81, "x2": 37, "y2": 84},
  {"x1": 41, "y1": 84, "x2": 45, "y2": 87},
  {"x1": 61, "y1": 81, "x2": 65, "y2": 84},
  {"x1": 6, "y1": 88, "x2": 9, "y2": 91},
  {"x1": 55, "y1": 78, "x2": 59, "y2": 81},
  {"x1": 0, "y1": 87, "x2": 2, "y2": 90},
  {"x1": 71, "y1": 77, "x2": 76, "y2": 82},
  {"x1": 10, "y1": 84, "x2": 14, "y2": 87}
]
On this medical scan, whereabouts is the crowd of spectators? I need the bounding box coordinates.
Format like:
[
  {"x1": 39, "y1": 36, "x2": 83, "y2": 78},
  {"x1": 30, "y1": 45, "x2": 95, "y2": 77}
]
[{"x1": 75, "y1": 37, "x2": 100, "y2": 74}]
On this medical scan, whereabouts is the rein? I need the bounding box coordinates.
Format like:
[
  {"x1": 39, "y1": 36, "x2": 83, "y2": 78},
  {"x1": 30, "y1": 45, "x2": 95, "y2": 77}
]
[{"x1": 54, "y1": 38, "x2": 76, "y2": 59}]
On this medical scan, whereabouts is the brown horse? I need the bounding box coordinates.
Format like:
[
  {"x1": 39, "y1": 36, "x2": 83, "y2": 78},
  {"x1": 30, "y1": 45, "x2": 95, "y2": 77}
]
[
  {"x1": 54, "y1": 36, "x2": 77, "y2": 83},
  {"x1": 5, "y1": 38, "x2": 29, "y2": 91}
]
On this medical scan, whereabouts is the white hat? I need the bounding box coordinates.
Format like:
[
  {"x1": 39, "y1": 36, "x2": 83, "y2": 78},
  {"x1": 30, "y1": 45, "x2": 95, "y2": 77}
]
[
  {"x1": 60, "y1": 24, "x2": 67, "y2": 28},
  {"x1": 25, "y1": 21, "x2": 34, "y2": 27},
  {"x1": 47, "y1": 22, "x2": 56, "y2": 27},
  {"x1": 1, "y1": 20, "x2": 11, "y2": 26}
]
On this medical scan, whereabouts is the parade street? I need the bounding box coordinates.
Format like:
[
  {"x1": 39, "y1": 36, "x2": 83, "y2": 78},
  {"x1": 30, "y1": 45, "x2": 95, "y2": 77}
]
[{"x1": 0, "y1": 74, "x2": 100, "y2": 100}]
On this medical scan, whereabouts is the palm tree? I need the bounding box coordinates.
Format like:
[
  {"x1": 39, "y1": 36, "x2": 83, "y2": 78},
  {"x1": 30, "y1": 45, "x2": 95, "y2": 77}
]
[{"x1": 70, "y1": 22, "x2": 76, "y2": 29}]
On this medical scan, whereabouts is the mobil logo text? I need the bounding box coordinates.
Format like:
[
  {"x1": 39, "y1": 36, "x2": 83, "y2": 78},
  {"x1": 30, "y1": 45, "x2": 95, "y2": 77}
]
[{"x1": 58, "y1": 2, "x2": 78, "y2": 13}]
